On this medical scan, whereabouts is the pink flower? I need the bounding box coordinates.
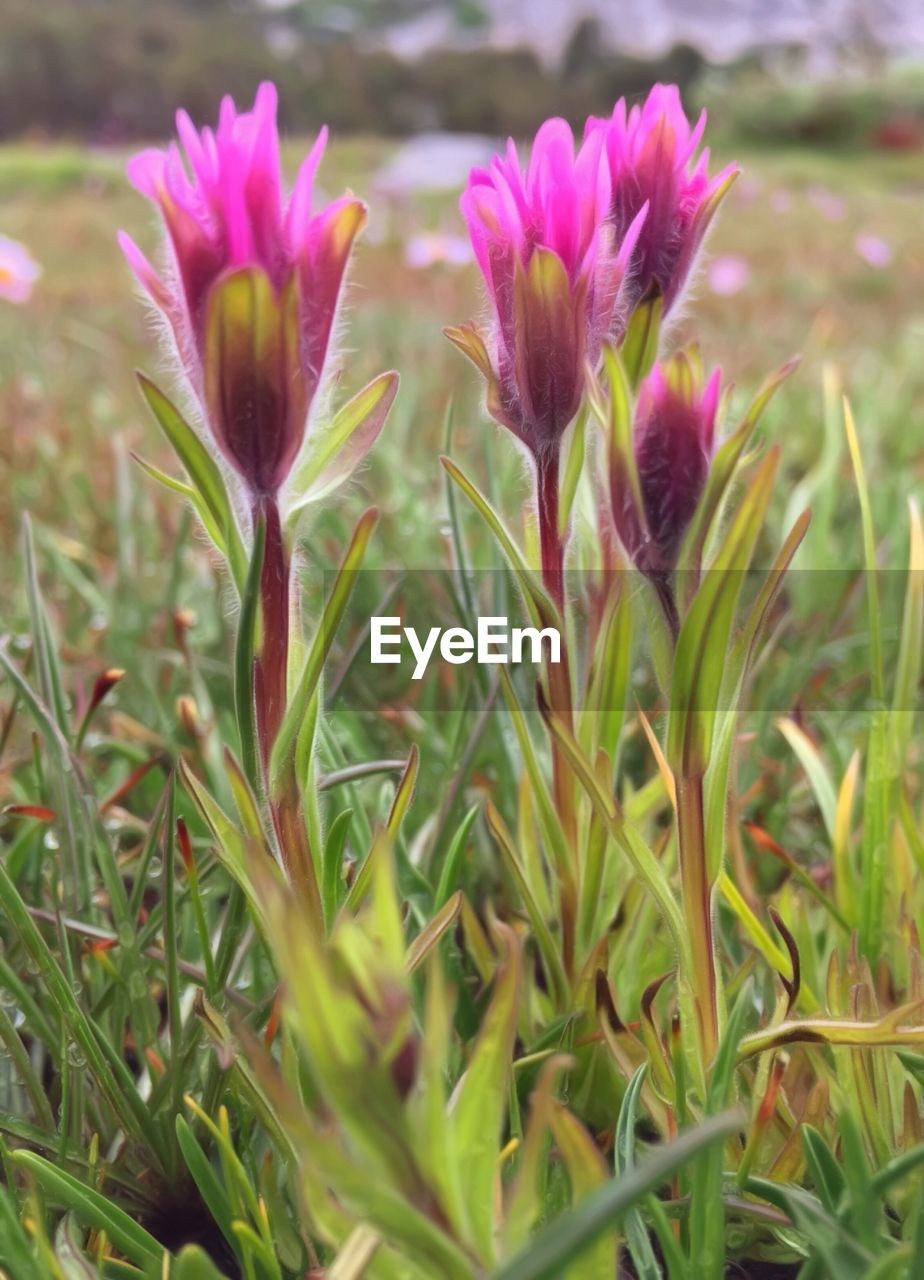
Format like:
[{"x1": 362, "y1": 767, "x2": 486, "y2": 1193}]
[
  {"x1": 854, "y1": 232, "x2": 892, "y2": 269},
  {"x1": 404, "y1": 230, "x2": 472, "y2": 269},
  {"x1": 0, "y1": 236, "x2": 41, "y2": 304},
  {"x1": 587, "y1": 84, "x2": 738, "y2": 316},
  {"x1": 707, "y1": 254, "x2": 750, "y2": 296},
  {"x1": 610, "y1": 355, "x2": 721, "y2": 579},
  {"x1": 119, "y1": 83, "x2": 365, "y2": 499},
  {"x1": 447, "y1": 118, "x2": 645, "y2": 458},
  {"x1": 807, "y1": 185, "x2": 847, "y2": 222}
]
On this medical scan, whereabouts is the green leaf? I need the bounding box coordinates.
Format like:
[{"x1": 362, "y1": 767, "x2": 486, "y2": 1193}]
[
  {"x1": 159, "y1": 1245, "x2": 236, "y2": 1279},
  {"x1": 547, "y1": 1105, "x2": 615, "y2": 1280},
  {"x1": 679, "y1": 356, "x2": 799, "y2": 584},
  {"x1": 136, "y1": 373, "x2": 247, "y2": 590},
  {"x1": 175, "y1": 1116, "x2": 239, "y2": 1262},
  {"x1": 405, "y1": 891, "x2": 463, "y2": 974},
  {"x1": 614, "y1": 1066, "x2": 660, "y2": 1280},
  {"x1": 620, "y1": 296, "x2": 662, "y2": 388},
  {"x1": 322, "y1": 807, "x2": 353, "y2": 925},
  {"x1": 287, "y1": 371, "x2": 398, "y2": 518},
  {"x1": 801, "y1": 1125, "x2": 846, "y2": 1215},
  {"x1": 0, "y1": 839, "x2": 166, "y2": 1163},
  {"x1": 269, "y1": 507, "x2": 378, "y2": 797},
  {"x1": 493, "y1": 1113, "x2": 740, "y2": 1280},
  {"x1": 131, "y1": 453, "x2": 228, "y2": 558},
  {"x1": 777, "y1": 717, "x2": 837, "y2": 842},
  {"x1": 234, "y1": 513, "x2": 266, "y2": 794},
  {"x1": 55, "y1": 1213, "x2": 104, "y2": 1279},
  {"x1": 433, "y1": 804, "x2": 479, "y2": 912},
  {"x1": 745, "y1": 1178, "x2": 873, "y2": 1279},
  {"x1": 11, "y1": 1151, "x2": 163, "y2": 1268},
  {"x1": 689, "y1": 985, "x2": 753, "y2": 1280},
  {"x1": 440, "y1": 455, "x2": 559, "y2": 634},
  {"x1": 558, "y1": 406, "x2": 586, "y2": 538},
  {"x1": 0, "y1": 1180, "x2": 42, "y2": 1279},
  {"x1": 667, "y1": 447, "x2": 778, "y2": 780},
  {"x1": 588, "y1": 345, "x2": 646, "y2": 546},
  {"x1": 484, "y1": 800, "x2": 569, "y2": 1009},
  {"x1": 450, "y1": 922, "x2": 522, "y2": 1263}
]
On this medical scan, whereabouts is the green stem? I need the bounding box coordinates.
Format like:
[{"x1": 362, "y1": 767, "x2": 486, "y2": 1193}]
[
  {"x1": 676, "y1": 772, "x2": 719, "y2": 1068},
  {"x1": 252, "y1": 495, "x2": 322, "y2": 925}
]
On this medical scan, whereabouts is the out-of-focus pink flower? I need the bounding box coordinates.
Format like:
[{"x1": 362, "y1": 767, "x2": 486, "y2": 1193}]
[
  {"x1": 770, "y1": 189, "x2": 792, "y2": 214},
  {"x1": 586, "y1": 84, "x2": 738, "y2": 316},
  {"x1": 610, "y1": 354, "x2": 721, "y2": 578},
  {"x1": 707, "y1": 254, "x2": 751, "y2": 296},
  {"x1": 119, "y1": 83, "x2": 365, "y2": 498},
  {"x1": 854, "y1": 232, "x2": 893, "y2": 269},
  {"x1": 404, "y1": 231, "x2": 472, "y2": 269},
  {"x1": 0, "y1": 236, "x2": 41, "y2": 303},
  {"x1": 807, "y1": 184, "x2": 847, "y2": 222},
  {"x1": 447, "y1": 118, "x2": 645, "y2": 456},
  {"x1": 734, "y1": 175, "x2": 763, "y2": 204}
]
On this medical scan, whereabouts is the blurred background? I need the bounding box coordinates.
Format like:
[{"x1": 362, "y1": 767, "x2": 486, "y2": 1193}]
[{"x1": 4, "y1": 0, "x2": 924, "y2": 142}]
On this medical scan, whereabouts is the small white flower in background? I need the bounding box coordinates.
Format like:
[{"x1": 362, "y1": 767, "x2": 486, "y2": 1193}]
[
  {"x1": 854, "y1": 232, "x2": 893, "y2": 269},
  {"x1": 0, "y1": 235, "x2": 41, "y2": 303},
  {"x1": 707, "y1": 254, "x2": 751, "y2": 296},
  {"x1": 405, "y1": 231, "x2": 473, "y2": 270}
]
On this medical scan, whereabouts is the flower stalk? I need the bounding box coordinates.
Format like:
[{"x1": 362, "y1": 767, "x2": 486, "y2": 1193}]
[
  {"x1": 253, "y1": 495, "x2": 290, "y2": 764},
  {"x1": 123, "y1": 83, "x2": 394, "y2": 913},
  {"x1": 676, "y1": 771, "x2": 719, "y2": 1065}
]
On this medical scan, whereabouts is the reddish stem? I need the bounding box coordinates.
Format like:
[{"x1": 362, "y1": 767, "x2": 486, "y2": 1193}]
[
  {"x1": 251, "y1": 494, "x2": 323, "y2": 924},
  {"x1": 535, "y1": 448, "x2": 578, "y2": 964},
  {"x1": 254, "y1": 496, "x2": 289, "y2": 765},
  {"x1": 536, "y1": 448, "x2": 564, "y2": 615}
]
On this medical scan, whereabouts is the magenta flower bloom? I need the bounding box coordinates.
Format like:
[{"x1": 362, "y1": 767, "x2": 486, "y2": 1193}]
[
  {"x1": 447, "y1": 118, "x2": 646, "y2": 458},
  {"x1": 0, "y1": 235, "x2": 41, "y2": 304},
  {"x1": 610, "y1": 355, "x2": 721, "y2": 579},
  {"x1": 119, "y1": 82, "x2": 365, "y2": 499},
  {"x1": 587, "y1": 84, "x2": 738, "y2": 316}
]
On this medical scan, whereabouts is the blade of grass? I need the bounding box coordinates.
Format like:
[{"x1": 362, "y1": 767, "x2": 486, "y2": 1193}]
[{"x1": 493, "y1": 1112, "x2": 740, "y2": 1280}]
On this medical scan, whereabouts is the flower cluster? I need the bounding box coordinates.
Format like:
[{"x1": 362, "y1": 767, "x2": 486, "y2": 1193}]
[
  {"x1": 120, "y1": 82, "x2": 364, "y2": 503},
  {"x1": 450, "y1": 82, "x2": 738, "y2": 595}
]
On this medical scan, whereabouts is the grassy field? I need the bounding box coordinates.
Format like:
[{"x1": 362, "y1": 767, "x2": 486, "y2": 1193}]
[{"x1": 1, "y1": 129, "x2": 924, "y2": 1277}]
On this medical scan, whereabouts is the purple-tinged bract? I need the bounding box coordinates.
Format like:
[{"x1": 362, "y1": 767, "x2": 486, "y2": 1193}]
[
  {"x1": 612, "y1": 355, "x2": 721, "y2": 576},
  {"x1": 587, "y1": 84, "x2": 738, "y2": 317},
  {"x1": 120, "y1": 82, "x2": 365, "y2": 498}
]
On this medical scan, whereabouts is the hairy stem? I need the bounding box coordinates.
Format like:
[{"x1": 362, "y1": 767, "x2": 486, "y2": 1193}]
[
  {"x1": 676, "y1": 772, "x2": 719, "y2": 1067},
  {"x1": 254, "y1": 495, "x2": 289, "y2": 762},
  {"x1": 536, "y1": 448, "x2": 564, "y2": 615},
  {"x1": 252, "y1": 496, "x2": 322, "y2": 924},
  {"x1": 535, "y1": 448, "x2": 577, "y2": 958}
]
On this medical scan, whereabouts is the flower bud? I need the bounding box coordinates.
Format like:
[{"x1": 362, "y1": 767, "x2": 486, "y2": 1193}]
[
  {"x1": 175, "y1": 694, "x2": 201, "y2": 740},
  {"x1": 611, "y1": 355, "x2": 721, "y2": 578}
]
